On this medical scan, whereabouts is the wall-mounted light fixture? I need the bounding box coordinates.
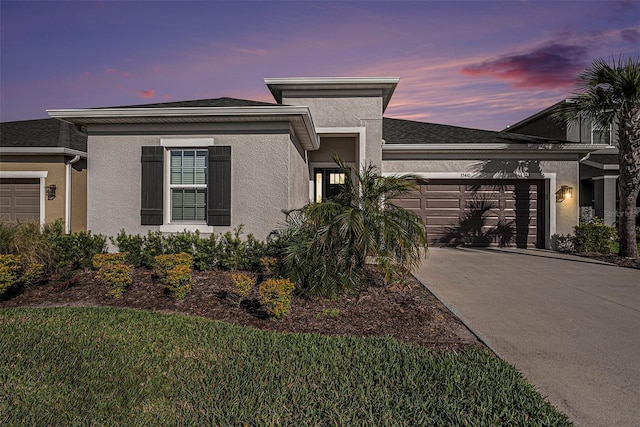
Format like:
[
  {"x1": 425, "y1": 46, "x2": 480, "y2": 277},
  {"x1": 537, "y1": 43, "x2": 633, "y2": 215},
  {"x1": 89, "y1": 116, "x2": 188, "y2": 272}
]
[
  {"x1": 46, "y1": 184, "x2": 57, "y2": 200},
  {"x1": 556, "y1": 185, "x2": 573, "y2": 203}
]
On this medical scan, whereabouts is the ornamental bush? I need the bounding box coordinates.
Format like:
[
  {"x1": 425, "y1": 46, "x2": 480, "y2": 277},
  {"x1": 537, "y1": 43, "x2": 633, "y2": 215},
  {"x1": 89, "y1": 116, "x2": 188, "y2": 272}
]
[
  {"x1": 97, "y1": 263, "x2": 134, "y2": 298},
  {"x1": 258, "y1": 278, "x2": 295, "y2": 320},
  {"x1": 230, "y1": 272, "x2": 256, "y2": 304},
  {"x1": 0, "y1": 254, "x2": 44, "y2": 296},
  {"x1": 573, "y1": 217, "x2": 617, "y2": 254},
  {"x1": 153, "y1": 253, "x2": 193, "y2": 300},
  {"x1": 92, "y1": 252, "x2": 129, "y2": 270}
]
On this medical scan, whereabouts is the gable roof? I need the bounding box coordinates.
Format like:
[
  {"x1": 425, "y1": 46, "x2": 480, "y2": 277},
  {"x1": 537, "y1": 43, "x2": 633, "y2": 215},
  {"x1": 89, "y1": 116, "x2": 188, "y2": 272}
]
[
  {"x1": 383, "y1": 117, "x2": 564, "y2": 145},
  {"x1": 102, "y1": 97, "x2": 280, "y2": 109},
  {"x1": 0, "y1": 118, "x2": 87, "y2": 152}
]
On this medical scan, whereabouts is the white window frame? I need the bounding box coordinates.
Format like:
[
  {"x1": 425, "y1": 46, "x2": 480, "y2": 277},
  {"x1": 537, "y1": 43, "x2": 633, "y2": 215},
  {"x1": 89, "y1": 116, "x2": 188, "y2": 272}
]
[{"x1": 160, "y1": 138, "x2": 215, "y2": 233}]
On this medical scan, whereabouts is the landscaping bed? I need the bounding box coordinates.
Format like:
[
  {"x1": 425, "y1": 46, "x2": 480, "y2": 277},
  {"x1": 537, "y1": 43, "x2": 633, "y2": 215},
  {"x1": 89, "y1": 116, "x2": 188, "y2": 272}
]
[{"x1": 0, "y1": 267, "x2": 482, "y2": 351}]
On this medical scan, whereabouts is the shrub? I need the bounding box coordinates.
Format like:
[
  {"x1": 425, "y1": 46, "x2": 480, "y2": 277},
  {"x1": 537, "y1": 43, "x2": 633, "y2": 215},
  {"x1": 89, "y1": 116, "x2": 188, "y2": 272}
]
[
  {"x1": 279, "y1": 155, "x2": 428, "y2": 297},
  {"x1": 219, "y1": 227, "x2": 266, "y2": 271},
  {"x1": 193, "y1": 233, "x2": 223, "y2": 270},
  {"x1": 44, "y1": 220, "x2": 107, "y2": 270},
  {"x1": 92, "y1": 253, "x2": 133, "y2": 298},
  {"x1": 154, "y1": 253, "x2": 193, "y2": 299},
  {"x1": 230, "y1": 272, "x2": 255, "y2": 303},
  {"x1": 164, "y1": 230, "x2": 199, "y2": 256},
  {"x1": 259, "y1": 256, "x2": 280, "y2": 277},
  {"x1": 92, "y1": 252, "x2": 129, "y2": 270},
  {"x1": 97, "y1": 263, "x2": 134, "y2": 298},
  {"x1": 110, "y1": 230, "x2": 145, "y2": 267},
  {"x1": 573, "y1": 217, "x2": 617, "y2": 253},
  {"x1": 0, "y1": 254, "x2": 45, "y2": 296},
  {"x1": 258, "y1": 278, "x2": 295, "y2": 320},
  {"x1": 0, "y1": 221, "x2": 55, "y2": 274},
  {"x1": 551, "y1": 234, "x2": 576, "y2": 253}
]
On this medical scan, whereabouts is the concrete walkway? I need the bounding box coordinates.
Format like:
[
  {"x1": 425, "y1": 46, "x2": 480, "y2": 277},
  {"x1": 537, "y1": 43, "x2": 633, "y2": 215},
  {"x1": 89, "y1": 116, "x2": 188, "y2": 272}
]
[{"x1": 415, "y1": 247, "x2": 640, "y2": 427}]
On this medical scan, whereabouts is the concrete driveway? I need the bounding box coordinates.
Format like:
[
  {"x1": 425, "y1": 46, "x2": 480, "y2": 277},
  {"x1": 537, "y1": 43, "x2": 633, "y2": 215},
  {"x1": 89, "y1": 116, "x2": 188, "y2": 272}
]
[{"x1": 415, "y1": 247, "x2": 640, "y2": 427}]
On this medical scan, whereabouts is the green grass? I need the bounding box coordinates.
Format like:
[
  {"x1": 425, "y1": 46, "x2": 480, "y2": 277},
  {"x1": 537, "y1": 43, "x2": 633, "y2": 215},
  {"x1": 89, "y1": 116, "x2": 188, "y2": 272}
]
[{"x1": 0, "y1": 307, "x2": 572, "y2": 426}]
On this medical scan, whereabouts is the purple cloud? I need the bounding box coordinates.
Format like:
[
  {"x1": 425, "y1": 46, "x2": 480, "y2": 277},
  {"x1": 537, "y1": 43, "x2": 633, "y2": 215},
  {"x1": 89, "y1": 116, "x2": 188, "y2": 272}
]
[
  {"x1": 621, "y1": 29, "x2": 640, "y2": 44},
  {"x1": 461, "y1": 43, "x2": 589, "y2": 89}
]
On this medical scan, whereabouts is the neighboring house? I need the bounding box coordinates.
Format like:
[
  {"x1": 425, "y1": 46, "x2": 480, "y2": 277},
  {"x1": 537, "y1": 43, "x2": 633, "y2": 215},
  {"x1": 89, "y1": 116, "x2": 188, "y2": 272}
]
[
  {"x1": 0, "y1": 118, "x2": 87, "y2": 232},
  {"x1": 504, "y1": 100, "x2": 632, "y2": 227},
  {"x1": 45, "y1": 77, "x2": 610, "y2": 248}
]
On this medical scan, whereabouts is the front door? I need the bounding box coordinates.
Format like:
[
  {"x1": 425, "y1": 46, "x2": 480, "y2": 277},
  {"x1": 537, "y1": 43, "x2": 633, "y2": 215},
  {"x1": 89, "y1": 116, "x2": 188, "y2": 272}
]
[{"x1": 314, "y1": 168, "x2": 346, "y2": 202}]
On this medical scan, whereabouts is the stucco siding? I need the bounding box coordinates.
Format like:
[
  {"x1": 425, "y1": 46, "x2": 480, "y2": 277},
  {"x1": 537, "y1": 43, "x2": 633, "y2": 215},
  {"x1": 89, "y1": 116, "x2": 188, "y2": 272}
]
[
  {"x1": 87, "y1": 132, "x2": 295, "y2": 242},
  {"x1": 283, "y1": 97, "x2": 382, "y2": 129},
  {"x1": 288, "y1": 137, "x2": 310, "y2": 209}
]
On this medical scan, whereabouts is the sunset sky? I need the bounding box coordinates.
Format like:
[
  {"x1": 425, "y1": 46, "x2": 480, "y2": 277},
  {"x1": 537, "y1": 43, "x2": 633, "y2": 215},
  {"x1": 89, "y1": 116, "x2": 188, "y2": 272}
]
[{"x1": 1, "y1": 1, "x2": 639, "y2": 130}]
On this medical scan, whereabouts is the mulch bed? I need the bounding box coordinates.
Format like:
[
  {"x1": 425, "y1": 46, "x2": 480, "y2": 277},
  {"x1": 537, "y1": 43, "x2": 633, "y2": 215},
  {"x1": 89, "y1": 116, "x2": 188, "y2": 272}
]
[
  {"x1": 574, "y1": 252, "x2": 640, "y2": 269},
  {"x1": 0, "y1": 268, "x2": 483, "y2": 351}
]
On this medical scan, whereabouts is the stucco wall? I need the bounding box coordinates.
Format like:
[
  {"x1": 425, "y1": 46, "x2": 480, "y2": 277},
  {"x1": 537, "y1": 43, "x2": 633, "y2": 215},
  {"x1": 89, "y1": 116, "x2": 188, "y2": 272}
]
[
  {"x1": 288, "y1": 138, "x2": 310, "y2": 210},
  {"x1": 87, "y1": 132, "x2": 300, "y2": 242},
  {"x1": 283, "y1": 96, "x2": 384, "y2": 169},
  {"x1": 382, "y1": 157, "x2": 580, "y2": 241},
  {"x1": 309, "y1": 137, "x2": 356, "y2": 163},
  {"x1": 71, "y1": 161, "x2": 87, "y2": 231}
]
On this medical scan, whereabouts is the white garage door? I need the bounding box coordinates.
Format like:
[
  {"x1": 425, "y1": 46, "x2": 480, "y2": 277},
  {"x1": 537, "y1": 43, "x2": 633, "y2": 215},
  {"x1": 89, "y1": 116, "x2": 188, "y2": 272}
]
[
  {"x1": 0, "y1": 178, "x2": 40, "y2": 223},
  {"x1": 393, "y1": 179, "x2": 544, "y2": 248}
]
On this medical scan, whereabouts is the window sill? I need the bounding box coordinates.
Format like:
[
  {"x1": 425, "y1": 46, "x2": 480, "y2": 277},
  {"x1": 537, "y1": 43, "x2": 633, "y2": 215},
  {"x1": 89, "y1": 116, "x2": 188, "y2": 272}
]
[{"x1": 160, "y1": 224, "x2": 216, "y2": 234}]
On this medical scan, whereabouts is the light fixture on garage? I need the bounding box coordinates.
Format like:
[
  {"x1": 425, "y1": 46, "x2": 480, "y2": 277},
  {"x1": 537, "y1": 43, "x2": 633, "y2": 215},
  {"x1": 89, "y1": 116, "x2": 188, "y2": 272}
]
[
  {"x1": 556, "y1": 185, "x2": 573, "y2": 203},
  {"x1": 46, "y1": 184, "x2": 57, "y2": 200}
]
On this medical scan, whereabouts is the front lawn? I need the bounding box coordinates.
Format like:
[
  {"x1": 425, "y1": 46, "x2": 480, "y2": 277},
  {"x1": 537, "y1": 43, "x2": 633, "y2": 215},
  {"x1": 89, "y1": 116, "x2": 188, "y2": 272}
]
[{"x1": 0, "y1": 307, "x2": 572, "y2": 426}]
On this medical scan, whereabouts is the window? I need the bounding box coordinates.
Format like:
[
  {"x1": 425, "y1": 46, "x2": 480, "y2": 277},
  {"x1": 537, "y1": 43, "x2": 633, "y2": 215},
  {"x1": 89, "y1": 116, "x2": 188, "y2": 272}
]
[
  {"x1": 169, "y1": 150, "x2": 207, "y2": 221},
  {"x1": 314, "y1": 168, "x2": 346, "y2": 202},
  {"x1": 141, "y1": 142, "x2": 231, "y2": 228},
  {"x1": 591, "y1": 123, "x2": 611, "y2": 145}
]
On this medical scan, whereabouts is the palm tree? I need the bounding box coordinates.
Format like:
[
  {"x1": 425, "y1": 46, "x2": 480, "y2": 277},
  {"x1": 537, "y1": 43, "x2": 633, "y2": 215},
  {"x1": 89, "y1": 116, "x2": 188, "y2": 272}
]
[
  {"x1": 280, "y1": 155, "x2": 428, "y2": 296},
  {"x1": 559, "y1": 56, "x2": 640, "y2": 258}
]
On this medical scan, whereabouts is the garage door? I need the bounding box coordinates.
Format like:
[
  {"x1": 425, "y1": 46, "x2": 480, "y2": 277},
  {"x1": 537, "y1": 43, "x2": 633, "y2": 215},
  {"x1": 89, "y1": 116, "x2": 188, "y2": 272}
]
[
  {"x1": 393, "y1": 179, "x2": 545, "y2": 248},
  {"x1": 0, "y1": 178, "x2": 40, "y2": 223}
]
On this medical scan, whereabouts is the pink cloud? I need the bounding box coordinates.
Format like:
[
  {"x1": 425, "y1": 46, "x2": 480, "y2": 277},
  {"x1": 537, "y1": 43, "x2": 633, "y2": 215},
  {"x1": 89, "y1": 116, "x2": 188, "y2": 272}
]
[
  {"x1": 137, "y1": 89, "x2": 155, "y2": 99},
  {"x1": 162, "y1": 94, "x2": 172, "y2": 100},
  {"x1": 105, "y1": 68, "x2": 119, "y2": 74},
  {"x1": 461, "y1": 43, "x2": 589, "y2": 89}
]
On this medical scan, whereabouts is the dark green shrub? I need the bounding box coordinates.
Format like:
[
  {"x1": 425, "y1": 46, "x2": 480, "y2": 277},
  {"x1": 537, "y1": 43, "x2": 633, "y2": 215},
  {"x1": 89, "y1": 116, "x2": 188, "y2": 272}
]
[
  {"x1": 193, "y1": 234, "x2": 223, "y2": 270},
  {"x1": 44, "y1": 220, "x2": 106, "y2": 270},
  {"x1": 573, "y1": 217, "x2": 617, "y2": 253},
  {"x1": 153, "y1": 253, "x2": 193, "y2": 299},
  {"x1": 164, "y1": 230, "x2": 199, "y2": 256},
  {"x1": 218, "y1": 226, "x2": 266, "y2": 271},
  {"x1": 110, "y1": 230, "x2": 164, "y2": 268},
  {"x1": 110, "y1": 230, "x2": 145, "y2": 267}
]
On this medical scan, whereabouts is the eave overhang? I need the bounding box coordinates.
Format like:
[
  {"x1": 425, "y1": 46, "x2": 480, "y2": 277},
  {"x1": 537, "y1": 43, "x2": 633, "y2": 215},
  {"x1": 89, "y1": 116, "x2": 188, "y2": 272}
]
[
  {"x1": 382, "y1": 143, "x2": 615, "y2": 160},
  {"x1": 47, "y1": 106, "x2": 320, "y2": 151},
  {"x1": 264, "y1": 77, "x2": 399, "y2": 112},
  {"x1": 0, "y1": 147, "x2": 87, "y2": 158}
]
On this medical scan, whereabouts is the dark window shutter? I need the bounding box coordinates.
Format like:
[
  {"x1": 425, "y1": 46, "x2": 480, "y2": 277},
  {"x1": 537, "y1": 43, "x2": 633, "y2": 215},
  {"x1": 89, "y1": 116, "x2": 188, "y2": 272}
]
[
  {"x1": 207, "y1": 146, "x2": 231, "y2": 226},
  {"x1": 140, "y1": 146, "x2": 164, "y2": 225}
]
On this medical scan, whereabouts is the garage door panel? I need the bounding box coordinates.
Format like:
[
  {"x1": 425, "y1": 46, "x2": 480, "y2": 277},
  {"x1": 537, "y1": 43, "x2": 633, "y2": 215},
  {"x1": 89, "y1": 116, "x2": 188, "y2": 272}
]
[
  {"x1": 394, "y1": 179, "x2": 543, "y2": 249},
  {"x1": 0, "y1": 178, "x2": 40, "y2": 223}
]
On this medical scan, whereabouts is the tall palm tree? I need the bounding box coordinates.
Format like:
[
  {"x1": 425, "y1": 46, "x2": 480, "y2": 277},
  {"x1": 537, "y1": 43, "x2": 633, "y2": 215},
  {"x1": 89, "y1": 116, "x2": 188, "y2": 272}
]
[
  {"x1": 280, "y1": 155, "x2": 428, "y2": 296},
  {"x1": 559, "y1": 56, "x2": 640, "y2": 258}
]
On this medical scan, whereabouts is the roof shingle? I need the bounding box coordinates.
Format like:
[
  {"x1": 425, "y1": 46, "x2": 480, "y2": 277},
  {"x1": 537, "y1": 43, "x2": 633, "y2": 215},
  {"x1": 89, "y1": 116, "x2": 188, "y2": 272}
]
[{"x1": 0, "y1": 118, "x2": 87, "y2": 151}]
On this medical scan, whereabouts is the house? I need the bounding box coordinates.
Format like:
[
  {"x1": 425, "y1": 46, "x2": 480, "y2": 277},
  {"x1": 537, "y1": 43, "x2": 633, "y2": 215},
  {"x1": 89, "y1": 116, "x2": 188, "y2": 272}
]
[
  {"x1": 0, "y1": 118, "x2": 87, "y2": 232},
  {"x1": 504, "y1": 100, "x2": 631, "y2": 227},
  {"x1": 44, "y1": 77, "x2": 611, "y2": 248}
]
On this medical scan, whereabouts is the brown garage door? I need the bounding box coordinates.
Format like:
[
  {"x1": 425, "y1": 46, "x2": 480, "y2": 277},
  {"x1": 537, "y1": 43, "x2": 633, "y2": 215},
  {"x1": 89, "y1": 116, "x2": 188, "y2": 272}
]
[
  {"x1": 0, "y1": 178, "x2": 40, "y2": 223},
  {"x1": 393, "y1": 179, "x2": 545, "y2": 248}
]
